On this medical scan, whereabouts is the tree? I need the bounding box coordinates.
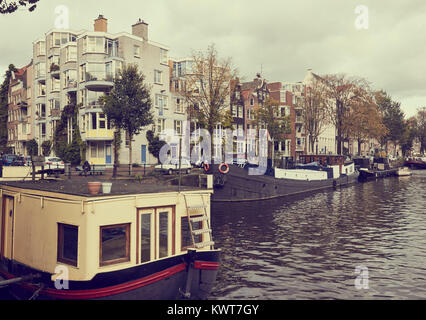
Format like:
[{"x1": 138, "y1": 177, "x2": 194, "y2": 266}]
[
  {"x1": 400, "y1": 118, "x2": 417, "y2": 157},
  {"x1": 100, "y1": 64, "x2": 153, "y2": 176},
  {"x1": 0, "y1": 0, "x2": 38, "y2": 14},
  {"x1": 322, "y1": 74, "x2": 370, "y2": 155},
  {"x1": 297, "y1": 79, "x2": 329, "y2": 154},
  {"x1": 414, "y1": 107, "x2": 426, "y2": 154},
  {"x1": 41, "y1": 140, "x2": 52, "y2": 156},
  {"x1": 182, "y1": 44, "x2": 237, "y2": 161},
  {"x1": 0, "y1": 64, "x2": 17, "y2": 152},
  {"x1": 26, "y1": 139, "x2": 38, "y2": 156},
  {"x1": 146, "y1": 130, "x2": 167, "y2": 162},
  {"x1": 345, "y1": 89, "x2": 388, "y2": 155},
  {"x1": 375, "y1": 91, "x2": 406, "y2": 154},
  {"x1": 255, "y1": 97, "x2": 291, "y2": 164}
]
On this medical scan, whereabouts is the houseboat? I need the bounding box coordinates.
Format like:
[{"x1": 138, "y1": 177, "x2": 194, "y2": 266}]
[
  {"x1": 404, "y1": 159, "x2": 426, "y2": 170},
  {"x1": 211, "y1": 154, "x2": 359, "y2": 203},
  {"x1": 0, "y1": 177, "x2": 219, "y2": 300},
  {"x1": 357, "y1": 157, "x2": 398, "y2": 181}
]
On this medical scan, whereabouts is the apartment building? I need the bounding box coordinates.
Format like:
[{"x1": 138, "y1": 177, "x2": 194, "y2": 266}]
[
  {"x1": 167, "y1": 58, "x2": 193, "y2": 159},
  {"x1": 7, "y1": 62, "x2": 34, "y2": 155},
  {"x1": 31, "y1": 15, "x2": 176, "y2": 165},
  {"x1": 302, "y1": 69, "x2": 336, "y2": 155}
]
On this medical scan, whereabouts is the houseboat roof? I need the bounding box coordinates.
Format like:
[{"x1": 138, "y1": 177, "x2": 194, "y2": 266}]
[{"x1": 0, "y1": 178, "x2": 207, "y2": 198}]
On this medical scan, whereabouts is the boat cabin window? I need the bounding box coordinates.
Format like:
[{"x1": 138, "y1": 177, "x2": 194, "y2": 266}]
[
  {"x1": 159, "y1": 211, "x2": 169, "y2": 258},
  {"x1": 140, "y1": 213, "x2": 152, "y2": 263},
  {"x1": 181, "y1": 216, "x2": 202, "y2": 251},
  {"x1": 57, "y1": 223, "x2": 78, "y2": 267},
  {"x1": 100, "y1": 223, "x2": 130, "y2": 266}
]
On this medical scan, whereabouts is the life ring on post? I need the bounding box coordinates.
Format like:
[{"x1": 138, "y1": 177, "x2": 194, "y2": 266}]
[
  {"x1": 203, "y1": 162, "x2": 210, "y2": 172},
  {"x1": 218, "y1": 163, "x2": 230, "y2": 174}
]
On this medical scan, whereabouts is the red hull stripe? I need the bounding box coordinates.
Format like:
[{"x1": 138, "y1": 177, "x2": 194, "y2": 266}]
[
  {"x1": 0, "y1": 260, "x2": 219, "y2": 300},
  {"x1": 43, "y1": 263, "x2": 187, "y2": 299},
  {"x1": 193, "y1": 261, "x2": 220, "y2": 270}
]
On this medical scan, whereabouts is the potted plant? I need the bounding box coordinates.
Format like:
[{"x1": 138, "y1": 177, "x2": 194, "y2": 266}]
[{"x1": 88, "y1": 181, "x2": 101, "y2": 195}]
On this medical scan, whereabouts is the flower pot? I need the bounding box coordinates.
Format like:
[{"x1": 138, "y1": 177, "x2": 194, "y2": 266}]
[
  {"x1": 102, "y1": 182, "x2": 112, "y2": 194},
  {"x1": 88, "y1": 182, "x2": 101, "y2": 195}
]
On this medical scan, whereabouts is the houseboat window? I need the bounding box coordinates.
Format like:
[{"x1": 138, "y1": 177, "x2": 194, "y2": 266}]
[
  {"x1": 159, "y1": 211, "x2": 169, "y2": 258},
  {"x1": 181, "y1": 217, "x2": 202, "y2": 250},
  {"x1": 58, "y1": 223, "x2": 78, "y2": 267},
  {"x1": 141, "y1": 214, "x2": 151, "y2": 263},
  {"x1": 100, "y1": 224, "x2": 130, "y2": 266}
]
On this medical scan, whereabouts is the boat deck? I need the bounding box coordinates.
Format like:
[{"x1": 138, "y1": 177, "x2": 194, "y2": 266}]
[{"x1": 0, "y1": 175, "x2": 205, "y2": 197}]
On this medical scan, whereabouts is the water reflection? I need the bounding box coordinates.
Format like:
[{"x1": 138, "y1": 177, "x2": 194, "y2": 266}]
[{"x1": 210, "y1": 171, "x2": 426, "y2": 299}]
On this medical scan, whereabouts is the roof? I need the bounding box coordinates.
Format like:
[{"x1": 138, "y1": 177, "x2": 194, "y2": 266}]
[{"x1": 0, "y1": 177, "x2": 205, "y2": 198}]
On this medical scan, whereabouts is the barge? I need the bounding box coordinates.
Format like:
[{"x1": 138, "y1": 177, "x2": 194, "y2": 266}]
[
  {"x1": 211, "y1": 155, "x2": 359, "y2": 203},
  {"x1": 0, "y1": 177, "x2": 219, "y2": 300}
]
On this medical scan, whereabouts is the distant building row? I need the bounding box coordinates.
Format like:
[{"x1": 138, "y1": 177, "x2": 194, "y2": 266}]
[{"x1": 8, "y1": 15, "x2": 375, "y2": 165}]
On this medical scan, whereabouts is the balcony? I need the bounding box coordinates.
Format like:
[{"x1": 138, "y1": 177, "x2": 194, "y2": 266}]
[
  {"x1": 84, "y1": 72, "x2": 114, "y2": 92},
  {"x1": 50, "y1": 108, "x2": 61, "y2": 120},
  {"x1": 84, "y1": 128, "x2": 114, "y2": 141},
  {"x1": 65, "y1": 80, "x2": 77, "y2": 92}
]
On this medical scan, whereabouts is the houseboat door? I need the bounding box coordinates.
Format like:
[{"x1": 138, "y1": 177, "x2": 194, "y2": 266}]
[
  {"x1": 138, "y1": 207, "x2": 174, "y2": 264},
  {"x1": 1, "y1": 195, "x2": 14, "y2": 260}
]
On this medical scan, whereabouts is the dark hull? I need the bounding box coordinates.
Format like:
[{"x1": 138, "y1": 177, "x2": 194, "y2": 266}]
[
  {"x1": 404, "y1": 161, "x2": 426, "y2": 170},
  {"x1": 0, "y1": 250, "x2": 220, "y2": 300},
  {"x1": 211, "y1": 166, "x2": 359, "y2": 202},
  {"x1": 358, "y1": 168, "x2": 398, "y2": 181}
]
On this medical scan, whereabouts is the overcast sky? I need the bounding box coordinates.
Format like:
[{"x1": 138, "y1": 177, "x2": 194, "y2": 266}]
[{"x1": 1, "y1": 0, "x2": 425, "y2": 117}]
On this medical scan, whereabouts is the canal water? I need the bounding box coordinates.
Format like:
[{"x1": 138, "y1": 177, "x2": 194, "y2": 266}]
[{"x1": 210, "y1": 170, "x2": 426, "y2": 300}]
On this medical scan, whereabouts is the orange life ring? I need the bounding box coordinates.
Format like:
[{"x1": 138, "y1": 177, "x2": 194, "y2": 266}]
[
  {"x1": 203, "y1": 162, "x2": 210, "y2": 172},
  {"x1": 218, "y1": 163, "x2": 230, "y2": 174}
]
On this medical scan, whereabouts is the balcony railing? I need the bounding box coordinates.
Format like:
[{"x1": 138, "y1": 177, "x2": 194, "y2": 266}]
[
  {"x1": 85, "y1": 72, "x2": 114, "y2": 91},
  {"x1": 85, "y1": 72, "x2": 114, "y2": 82}
]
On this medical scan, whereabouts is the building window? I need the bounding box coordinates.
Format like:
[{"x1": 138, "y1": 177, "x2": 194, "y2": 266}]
[
  {"x1": 86, "y1": 36, "x2": 105, "y2": 53},
  {"x1": 250, "y1": 98, "x2": 254, "y2": 106},
  {"x1": 175, "y1": 98, "x2": 184, "y2": 113},
  {"x1": 157, "y1": 119, "x2": 165, "y2": 133},
  {"x1": 57, "y1": 223, "x2": 78, "y2": 267},
  {"x1": 232, "y1": 106, "x2": 237, "y2": 117},
  {"x1": 134, "y1": 45, "x2": 141, "y2": 57},
  {"x1": 174, "y1": 120, "x2": 182, "y2": 135},
  {"x1": 154, "y1": 70, "x2": 162, "y2": 84},
  {"x1": 100, "y1": 223, "x2": 130, "y2": 266},
  {"x1": 99, "y1": 113, "x2": 106, "y2": 129},
  {"x1": 160, "y1": 48, "x2": 168, "y2": 64}
]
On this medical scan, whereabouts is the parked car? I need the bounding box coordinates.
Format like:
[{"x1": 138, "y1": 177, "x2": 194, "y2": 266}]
[
  {"x1": 155, "y1": 158, "x2": 192, "y2": 175},
  {"x1": 44, "y1": 157, "x2": 65, "y2": 169},
  {"x1": 2, "y1": 154, "x2": 18, "y2": 166},
  {"x1": 11, "y1": 156, "x2": 25, "y2": 166}
]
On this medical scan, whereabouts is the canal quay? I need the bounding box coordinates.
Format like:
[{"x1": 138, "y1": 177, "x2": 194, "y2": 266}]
[{"x1": 209, "y1": 170, "x2": 426, "y2": 300}]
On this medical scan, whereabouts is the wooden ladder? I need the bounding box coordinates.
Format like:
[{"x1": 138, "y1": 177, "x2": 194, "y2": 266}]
[{"x1": 183, "y1": 194, "x2": 215, "y2": 250}]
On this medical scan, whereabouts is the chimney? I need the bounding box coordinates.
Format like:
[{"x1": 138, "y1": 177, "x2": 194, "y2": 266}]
[
  {"x1": 132, "y1": 18, "x2": 148, "y2": 41},
  {"x1": 94, "y1": 14, "x2": 108, "y2": 32}
]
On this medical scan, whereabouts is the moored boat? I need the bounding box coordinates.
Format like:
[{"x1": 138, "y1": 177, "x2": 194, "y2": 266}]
[
  {"x1": 211, "y1": 154, "x2": 359, "y2": 203},
  {"x1": 404, "y1": 159, "x2": 426, "y2": 170},
  {"x1": 0, "y1": 177, "x2": 219, "y2": 300},
  {"x1": 396, "y1": 167, "x2": 412, "y2": 176}
]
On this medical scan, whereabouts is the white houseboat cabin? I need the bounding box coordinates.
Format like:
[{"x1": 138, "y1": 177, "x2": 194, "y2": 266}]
[{"x1": 0, "y1": 177, "x2": 220, "y2": 300}]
